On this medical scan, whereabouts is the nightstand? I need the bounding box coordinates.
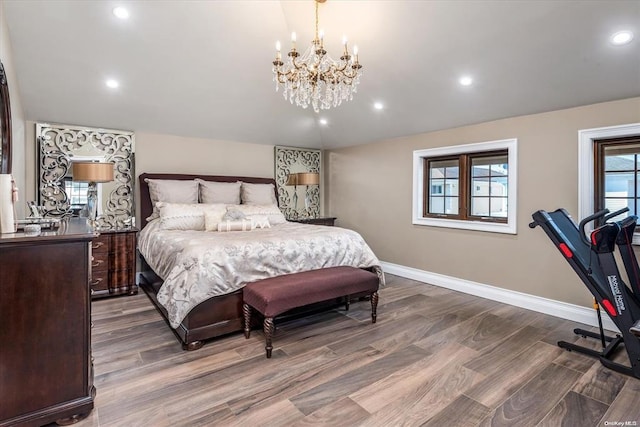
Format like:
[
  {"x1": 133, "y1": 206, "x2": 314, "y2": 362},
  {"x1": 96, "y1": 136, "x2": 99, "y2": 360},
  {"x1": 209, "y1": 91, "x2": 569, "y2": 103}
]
[
  {"x1": 91, "y1": 228, "x2": 138, "y2": 299},
  {"x1": 289, "y1": 217, "x2": 337, "y2": 226}
]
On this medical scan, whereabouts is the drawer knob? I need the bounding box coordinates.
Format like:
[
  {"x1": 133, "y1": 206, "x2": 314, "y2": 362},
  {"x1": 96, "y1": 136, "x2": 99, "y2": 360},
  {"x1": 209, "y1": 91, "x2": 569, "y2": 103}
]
[
  {"x1": 90, "y1": 278, "x2": 103, "y2": 286},
  {"x1": 92, "y1": 260, "x2": 104, "y2": 268},
  {"x1": 92, "y1": 242, "x2": 105, "y2": 249}
]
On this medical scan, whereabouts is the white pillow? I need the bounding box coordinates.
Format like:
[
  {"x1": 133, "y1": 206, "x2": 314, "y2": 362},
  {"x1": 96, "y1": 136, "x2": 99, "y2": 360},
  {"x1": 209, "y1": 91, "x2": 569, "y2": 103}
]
[
  {"x1": 241, "y1": 182, "x2": 277, "y2": 205},
  {"x1": 216, "y1": 217, "x2": 270, "y2": 232},
  {"x1": 229, "y1": 204, "x2": 287, "y2": 225},
  {"x1": 145, "y1": 179, "x2": 199, "y2": 221},
  {"x1": 197, "y1": 179, "x2": 241, "y2": 204},
  {"x1": 157, "y1": 202, "x2": 226, "y2": 231}
]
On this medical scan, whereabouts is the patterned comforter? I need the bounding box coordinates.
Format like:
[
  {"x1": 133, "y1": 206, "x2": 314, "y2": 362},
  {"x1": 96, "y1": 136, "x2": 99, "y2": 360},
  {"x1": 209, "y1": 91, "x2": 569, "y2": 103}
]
[{"x1": 138, "y1": 220, "x2": 384, "y2": 328}]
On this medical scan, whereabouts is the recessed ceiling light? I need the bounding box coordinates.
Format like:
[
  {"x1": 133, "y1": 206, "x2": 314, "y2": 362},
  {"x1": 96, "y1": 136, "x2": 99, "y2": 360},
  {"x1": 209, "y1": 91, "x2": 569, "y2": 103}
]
[
  {"x1": 105, "y1": 79, "x2": 119, "y2": 89},
  {"x1": 373, "y1": 102, "x2": 384, "y2": 110},
  {"x1": 319, "y1": 118, "x2": 328, "y2": 125},
  {"x1": 610, "y1": 30, "x2": 634, "y2": 45},
  {"x1": 113, "y1": 7, "x2": 129, "y2": 20},
  {"x1": 459, "y1": 76, "x2": 473, "y2": 86}
]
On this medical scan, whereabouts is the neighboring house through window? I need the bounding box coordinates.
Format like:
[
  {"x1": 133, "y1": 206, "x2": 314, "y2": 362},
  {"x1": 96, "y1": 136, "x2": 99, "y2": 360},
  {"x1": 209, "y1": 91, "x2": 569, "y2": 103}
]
[{"x1": 413, "y1": 138, "x2": 517, "y2": 234}]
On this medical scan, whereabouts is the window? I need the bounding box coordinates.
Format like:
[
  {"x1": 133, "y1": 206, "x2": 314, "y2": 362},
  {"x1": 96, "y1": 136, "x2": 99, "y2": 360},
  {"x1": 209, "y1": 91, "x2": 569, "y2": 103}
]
[
  {"x1": 594, "y1": 136, "x2": 640, "y2": 223},
  {"x1": 64, "y1": 179, "x2": 90, "y2": 213},
  {"x1": 578, "y1": 123, "x2": 640, "y2": 242},
  {"x1": 413, "y1": 138, "x2": 517, "y2": 234}
]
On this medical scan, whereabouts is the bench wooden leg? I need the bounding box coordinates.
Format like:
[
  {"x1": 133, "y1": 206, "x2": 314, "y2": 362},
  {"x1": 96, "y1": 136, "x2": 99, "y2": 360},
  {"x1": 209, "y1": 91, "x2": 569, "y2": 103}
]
[
  {"x1": 243, "y1": 303, "x2": 251, "y2": 339},
  {"x1": 345, "y1": 295, "x2": 350, "y2": 311},
  {"x1": 264, "y1": 317, "x2": 274, "y2": 358},
  {"x1": 371, "y1": 292, "x2": 379, "y2": 324}
]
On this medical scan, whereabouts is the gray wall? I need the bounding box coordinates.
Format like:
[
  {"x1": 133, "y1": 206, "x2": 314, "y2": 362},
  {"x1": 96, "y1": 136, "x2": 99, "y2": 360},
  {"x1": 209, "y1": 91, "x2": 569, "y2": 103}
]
[{"x1": 326, "y1": 97, "x2": 640, "y2": 308}]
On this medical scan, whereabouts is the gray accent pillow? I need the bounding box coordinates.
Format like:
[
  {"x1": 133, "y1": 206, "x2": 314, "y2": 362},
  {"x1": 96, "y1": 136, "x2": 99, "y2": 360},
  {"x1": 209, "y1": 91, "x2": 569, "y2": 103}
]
[
  {"x1": 197, "y1": 179, "x2": 241, "y2": 204},
  {"x1": 145, "y1": 178, "x2": 199, "y2": 221}
]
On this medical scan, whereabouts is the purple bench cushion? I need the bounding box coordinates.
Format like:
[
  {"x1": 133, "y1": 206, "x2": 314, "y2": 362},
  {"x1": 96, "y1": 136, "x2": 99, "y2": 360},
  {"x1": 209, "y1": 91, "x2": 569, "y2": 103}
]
[{"x1": 243, "y1": 266, "x2": 379, "y2": 318}]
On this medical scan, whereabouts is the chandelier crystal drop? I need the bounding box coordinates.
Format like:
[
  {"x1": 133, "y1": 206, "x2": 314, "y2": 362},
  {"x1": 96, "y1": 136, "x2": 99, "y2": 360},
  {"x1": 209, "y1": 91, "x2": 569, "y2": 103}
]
[{"x1": 272, "y1": 0, "x2": 363, "y2": 113}]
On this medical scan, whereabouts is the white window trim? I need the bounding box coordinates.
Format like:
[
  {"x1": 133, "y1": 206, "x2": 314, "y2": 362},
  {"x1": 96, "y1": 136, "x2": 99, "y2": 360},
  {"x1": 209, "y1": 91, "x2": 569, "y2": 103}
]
[
  {"x1": 578, "y1": 123, "x2": 640, "y2": 243},
  {"x1": 412, "y1": 138, "x2": 518, "y2": 234}
]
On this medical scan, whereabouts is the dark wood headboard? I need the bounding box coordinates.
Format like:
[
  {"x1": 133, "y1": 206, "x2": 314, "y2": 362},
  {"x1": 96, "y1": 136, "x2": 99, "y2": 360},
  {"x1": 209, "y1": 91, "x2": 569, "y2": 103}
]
[{"x1": 138, "y1": 173, "x2": 278, "y2": 229}]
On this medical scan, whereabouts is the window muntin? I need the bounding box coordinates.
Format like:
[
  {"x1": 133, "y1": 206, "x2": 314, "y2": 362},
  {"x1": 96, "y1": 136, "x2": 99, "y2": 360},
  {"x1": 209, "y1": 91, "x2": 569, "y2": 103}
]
[
  {"x1": 64, "y1": 179, "x2": 90, "y2": 211},
  {"x1": 413, "y1": 138, "x2": 517, "y2": 234}
]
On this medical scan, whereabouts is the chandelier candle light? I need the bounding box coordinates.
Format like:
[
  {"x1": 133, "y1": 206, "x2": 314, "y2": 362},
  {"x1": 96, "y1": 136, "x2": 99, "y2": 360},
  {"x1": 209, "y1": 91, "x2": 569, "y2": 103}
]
[{"x1": 273, "y1": 0, "x2": 363, "y2": 112}]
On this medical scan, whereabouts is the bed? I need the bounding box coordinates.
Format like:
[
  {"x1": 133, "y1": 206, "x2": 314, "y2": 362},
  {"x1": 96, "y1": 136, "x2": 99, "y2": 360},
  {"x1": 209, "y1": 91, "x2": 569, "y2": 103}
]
[{"x1": 137, "y1": 172, "x2": 384, "y2": 350}]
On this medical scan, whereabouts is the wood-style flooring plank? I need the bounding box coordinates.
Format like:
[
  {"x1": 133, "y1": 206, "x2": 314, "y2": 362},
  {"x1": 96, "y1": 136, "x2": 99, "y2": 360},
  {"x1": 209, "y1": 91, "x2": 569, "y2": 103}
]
[
  {"x1": 597, "y1": 377, "x2": 640, "y2": 425},
  {"x1": 420, "y1": 395, "x2": 491, "y2": 427},
  {"x1": 537, "y1": 390, "x2": 609, "y2": 427},
  {"x1": 290, "y1": 345, "x2": 430, "y2": 415},
  {"x1": 572, "y1": 363, "x2": 628, "y2": 405},
  {"x1": 463, "y1": 341, "x2": 563, "y2": 408},
  {"x1": 294, "y1": 397, "x2": 370, "y2": 427},
  {"x1": 479, "y1": 363, "x2": 582, "y2": 426},
  {"x1": 350, "y1": 342, "x2": 478, "y2": 414}
]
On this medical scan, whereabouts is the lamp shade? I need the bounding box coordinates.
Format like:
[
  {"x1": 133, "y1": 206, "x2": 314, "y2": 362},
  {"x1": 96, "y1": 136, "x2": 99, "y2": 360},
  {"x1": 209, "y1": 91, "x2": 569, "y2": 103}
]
[
  {"x1": 285, "y1": 174, "x2": 298, "y2": 186},
  {"x1": 296, "y1": 172, "x2": 319, "y2": 185},
  {"x1": 72, "y1": 162, "x2": 114, "y2": 183}
]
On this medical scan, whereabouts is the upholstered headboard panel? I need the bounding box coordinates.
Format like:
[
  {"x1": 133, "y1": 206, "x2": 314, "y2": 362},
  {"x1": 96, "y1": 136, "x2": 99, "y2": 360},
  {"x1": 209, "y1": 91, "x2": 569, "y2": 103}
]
[{"x1": 138, "y1": 173, "x2": 278, "y2": 229}]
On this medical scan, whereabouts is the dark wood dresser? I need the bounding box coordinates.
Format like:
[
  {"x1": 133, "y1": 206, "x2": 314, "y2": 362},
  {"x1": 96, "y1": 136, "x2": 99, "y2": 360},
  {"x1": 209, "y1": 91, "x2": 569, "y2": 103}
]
[
  {"x1": 91, "y1": 228, "x2": 138, "y2": 299},
  {"x1": 0, "y1": 219, "x2": 95, "y2": 427}
]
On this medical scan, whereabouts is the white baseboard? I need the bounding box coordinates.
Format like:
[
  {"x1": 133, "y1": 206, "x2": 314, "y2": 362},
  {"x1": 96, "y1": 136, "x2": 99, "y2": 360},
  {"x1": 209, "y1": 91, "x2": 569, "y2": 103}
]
[{"x1": 380, "y1": 261, "x2": 619, "y2": 333}]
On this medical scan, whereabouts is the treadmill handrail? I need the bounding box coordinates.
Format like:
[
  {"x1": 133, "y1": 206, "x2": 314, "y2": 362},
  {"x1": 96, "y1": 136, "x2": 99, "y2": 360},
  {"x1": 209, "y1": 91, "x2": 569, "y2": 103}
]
[{"x1": 579, "y1": 209, "x2": 609, "y2": 246}]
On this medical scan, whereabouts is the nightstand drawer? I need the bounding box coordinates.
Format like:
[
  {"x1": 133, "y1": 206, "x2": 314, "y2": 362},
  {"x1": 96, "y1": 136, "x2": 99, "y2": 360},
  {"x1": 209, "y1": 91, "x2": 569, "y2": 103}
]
[
  {"x1": 91, "y1": 229, "x2": 138, "y2": 299},
  {"x1": 91, "y1": 250, "x2": 109, "y2": 272}
]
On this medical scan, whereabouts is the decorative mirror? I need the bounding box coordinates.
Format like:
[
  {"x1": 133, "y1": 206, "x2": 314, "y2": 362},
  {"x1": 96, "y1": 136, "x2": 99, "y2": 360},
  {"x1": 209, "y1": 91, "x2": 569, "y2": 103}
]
[
  {"x1": 275, "y1": 146, "x2": 321, "y2": 219},
  {"x1": 0, "y1": 60, "x2": 12, "y2": 174},
  {"x1": 36, "y1": 123, "x2": 135, "y2": 229}
]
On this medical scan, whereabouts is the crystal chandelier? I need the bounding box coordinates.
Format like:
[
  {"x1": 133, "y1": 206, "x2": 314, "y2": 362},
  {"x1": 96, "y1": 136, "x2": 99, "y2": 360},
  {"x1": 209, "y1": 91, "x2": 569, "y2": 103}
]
[{"x1": 272, "y1": 0, "x2": 363, "y2": 113}]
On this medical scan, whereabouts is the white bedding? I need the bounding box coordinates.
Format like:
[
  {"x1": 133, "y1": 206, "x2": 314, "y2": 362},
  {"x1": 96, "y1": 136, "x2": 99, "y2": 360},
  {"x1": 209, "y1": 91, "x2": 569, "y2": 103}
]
[{"x1": 138, "y1": 220, "x2": 384, "y2": 328}]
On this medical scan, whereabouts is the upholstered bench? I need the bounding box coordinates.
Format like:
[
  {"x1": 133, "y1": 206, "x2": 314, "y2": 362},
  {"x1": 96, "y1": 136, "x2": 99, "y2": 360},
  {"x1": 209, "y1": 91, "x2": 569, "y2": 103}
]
[{"x1": 242, "y1": 266, "x2": 380, "y2": 358}]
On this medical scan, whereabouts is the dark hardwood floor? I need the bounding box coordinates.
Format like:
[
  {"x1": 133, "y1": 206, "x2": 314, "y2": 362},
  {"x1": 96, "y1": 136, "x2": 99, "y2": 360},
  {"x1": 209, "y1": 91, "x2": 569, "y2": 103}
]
[{"x1": 72, "y1": 274, "x2": 640, "y2": 426}]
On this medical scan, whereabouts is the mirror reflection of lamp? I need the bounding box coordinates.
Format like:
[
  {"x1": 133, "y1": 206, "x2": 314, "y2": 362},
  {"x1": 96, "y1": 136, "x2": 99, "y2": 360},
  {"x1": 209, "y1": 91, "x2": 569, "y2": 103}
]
[
  {"x1": 71, "y1": 161, "x2": 114, "y2": 229},
  {"x1": 285, "y1": 173, "x2": 299, "y2": 219},
  {"x1": 296, "y1": 172, "x2": 319, "y2": 217}
]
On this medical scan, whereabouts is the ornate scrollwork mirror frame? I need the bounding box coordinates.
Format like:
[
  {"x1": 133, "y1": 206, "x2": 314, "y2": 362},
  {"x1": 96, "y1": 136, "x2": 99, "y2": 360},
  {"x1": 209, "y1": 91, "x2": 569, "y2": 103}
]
[
  {"x1": 275, "y1": 146, "x2": 321, "y2": 219},
  {"x1": 0, "y1": 60, "x2": 12, "y2": 174},
  {"x1": 36, "y1": 123, "x2": 135, "y2": 229}
]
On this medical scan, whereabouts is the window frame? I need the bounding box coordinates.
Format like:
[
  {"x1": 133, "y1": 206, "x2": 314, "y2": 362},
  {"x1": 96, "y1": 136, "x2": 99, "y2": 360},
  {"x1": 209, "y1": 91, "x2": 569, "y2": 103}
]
[
  {"x1": 594, "y1": 136, "x2": 640, "y2": 225},
  {"x1": 413, "y1": 138, "x2": 518, "y2": 234},
  {"x1": 578, "y1": 123, "x2": 640, "y2": 243}
]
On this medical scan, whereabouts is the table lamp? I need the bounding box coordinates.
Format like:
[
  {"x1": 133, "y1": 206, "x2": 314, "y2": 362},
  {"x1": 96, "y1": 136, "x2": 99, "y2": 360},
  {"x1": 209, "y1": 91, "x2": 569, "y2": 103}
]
[
  {"x1": 296, "y1": 172, "x2": 319, "y2": 217},
  {"x1": 72, "y1": 161, "x2": 114, "y2": 228}
]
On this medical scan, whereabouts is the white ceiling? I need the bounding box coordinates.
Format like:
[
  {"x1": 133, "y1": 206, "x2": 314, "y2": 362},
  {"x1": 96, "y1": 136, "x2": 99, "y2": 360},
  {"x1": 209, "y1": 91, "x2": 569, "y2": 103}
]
[{"x1": 3, "y1": 0, "x2": 640, "y2": 149}]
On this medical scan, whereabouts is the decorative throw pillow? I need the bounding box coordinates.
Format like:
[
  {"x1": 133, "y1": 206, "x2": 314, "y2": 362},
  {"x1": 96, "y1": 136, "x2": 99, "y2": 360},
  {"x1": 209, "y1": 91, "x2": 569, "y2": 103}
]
[
  {"x1": 231, "y1": 204, "x2": 287, "y2": 225},
  {"x1": 145, "y1": 179, "x2": 199, "y2": 221},
  {"x1": 249, "y1": 215, "x2": 271, "y2": 229},
  {"x1": 222, "y1": 206, "x2": 246, "y2": 221},
  {"x1": 197, "y1": 179, "x2": 241, "y2": 204},
  {"x1": 204, "y1": 205, "x2": 230, "y2": 231},
  {"x1": 157, "y1": 202, "x2": 226, "y2": 231},
  {"x1": 240, "y1": 182, "x2": 277, "y2": 205},
  {"x1": 217, "y1": 219, "x2": 254, "y2": 232}
]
